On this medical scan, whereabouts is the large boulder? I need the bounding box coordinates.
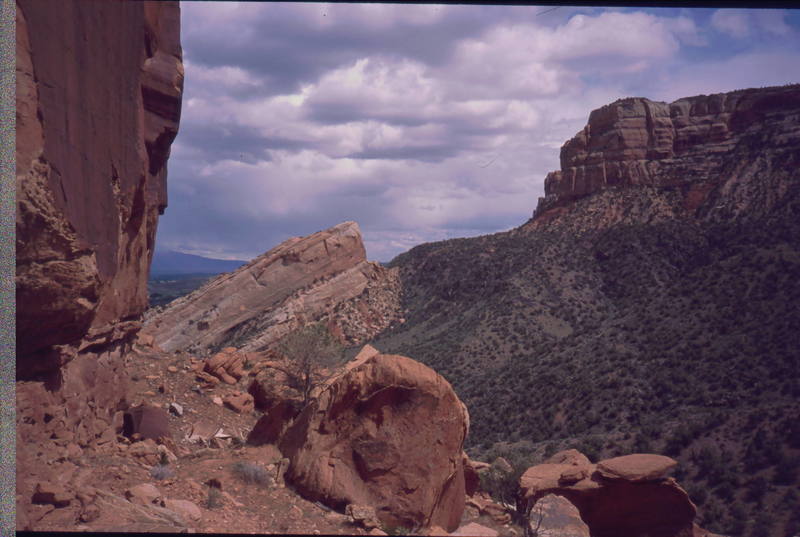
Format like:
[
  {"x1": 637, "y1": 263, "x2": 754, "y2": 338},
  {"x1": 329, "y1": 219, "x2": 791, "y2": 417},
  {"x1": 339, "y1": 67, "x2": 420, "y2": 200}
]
[
  {"x1": 123, "y1": 404, "x2": 172, "y2": 442},
  {"x1": 519, "y1": 450, "x2": 697, "y2": 537},
  {"x1": 462, "y1": 453, "x2": 481, "y2": 497},
  {"x1": 275, "y1": 349, "x2": 469, "y2": 532},
  {"x1": 246, "y1": 400, "x2": 302, "y2": 446},
  {"x1": 529, "y1": 494, "x2": 590, "y2": 537},
  {"x1": 247, "y1": 359, "x2": 304, "y2": 412},
  {"x1": 596, "y1": 454, "x2": 677, "y2": 482}
]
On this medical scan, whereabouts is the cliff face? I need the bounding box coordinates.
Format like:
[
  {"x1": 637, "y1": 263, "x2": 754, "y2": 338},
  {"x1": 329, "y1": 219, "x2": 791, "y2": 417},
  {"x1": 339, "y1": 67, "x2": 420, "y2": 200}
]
[
  {"x1": 15, "y1": 0, "x2": 182, "y2": 446},
  {"x1": 144, "y1": 221, "x2": 402, "y2": 355},
  {"x1": 532, "y1": 85, "x2": 800, "y2": 227},
  {"x1": 16, "y1": 0, "x2": 183, "y2": 375}
]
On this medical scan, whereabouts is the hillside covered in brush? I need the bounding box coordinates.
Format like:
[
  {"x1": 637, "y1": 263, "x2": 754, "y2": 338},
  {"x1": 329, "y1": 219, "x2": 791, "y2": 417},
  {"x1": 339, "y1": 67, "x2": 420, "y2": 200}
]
[{"x1": 373, "y1": 85, "x2": 800, "y2": 536}]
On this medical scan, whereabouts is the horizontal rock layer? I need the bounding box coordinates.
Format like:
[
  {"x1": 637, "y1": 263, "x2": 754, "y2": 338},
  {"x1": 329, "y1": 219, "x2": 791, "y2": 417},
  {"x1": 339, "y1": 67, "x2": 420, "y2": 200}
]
[
  {"x1": 144, "y1": 221, "x2": 402, "y2": 355},
  {"x1": 533, "y1": 85, "x2": 800, "y2": 224}
]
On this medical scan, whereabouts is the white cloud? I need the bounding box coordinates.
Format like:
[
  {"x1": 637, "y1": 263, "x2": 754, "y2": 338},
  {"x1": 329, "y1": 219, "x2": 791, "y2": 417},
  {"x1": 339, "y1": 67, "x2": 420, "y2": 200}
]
[
  {"x1": 184, "y1": 60, "x2": 264, "y2": 93},
  {"x1": 550, "y1": 12, "x2": 680, "y2": 60},
  {"x1": 327, "y1": 3, "x2": 448, "y2": 29},
  {"x1": 664, "y1": 15, "x2": 707, "y2": 47},
  {"x1": 159, "y1": 4, "x2": 800, "y2": 262},
  {"x1": 711, "y1": 9, "x2": 751, "y2": 38},
  {"x1": 711, "y1": 9, "x2": 792, "y2": 39},
  {"x1": 307, "y1": 57, "x2": 442, "y2": 122}
]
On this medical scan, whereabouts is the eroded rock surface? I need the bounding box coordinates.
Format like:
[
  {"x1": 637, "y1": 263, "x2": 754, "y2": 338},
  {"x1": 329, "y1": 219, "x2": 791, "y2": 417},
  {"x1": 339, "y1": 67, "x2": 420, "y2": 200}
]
[
  {"x1": 15, "y1": 1, "x2": 183, "y2": 530},
  {"x1": 16, "y1": 0, "x2": 183, "y2": 438},
  {"x1": 529, "y1": 494, "x2": 590, "y2": 537},
  {"x1": 274, "y1": 347, "x2": 469, "y2": 532},
  {"x1": 144, "y1": 221, "x2": 402, "y2": 355},
  {"x1": 532, "y1": 85, "x2": 800, "y2": 227},
  {"x1": 519, "y1": 450, "x2": 696, "y2": 537},
  {"x1": 16, "y1": 0, "x2": 183, "y2": 369}
]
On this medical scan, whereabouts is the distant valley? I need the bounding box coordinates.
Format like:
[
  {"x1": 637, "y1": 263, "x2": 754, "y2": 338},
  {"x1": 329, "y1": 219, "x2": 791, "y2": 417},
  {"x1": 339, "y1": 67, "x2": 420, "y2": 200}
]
[
  {"x1": 150, "y1": 249, "x2": 246, "y2": 276},
  {"x1": 148, "y1": 251, "x2": 247, "y2": 308}
]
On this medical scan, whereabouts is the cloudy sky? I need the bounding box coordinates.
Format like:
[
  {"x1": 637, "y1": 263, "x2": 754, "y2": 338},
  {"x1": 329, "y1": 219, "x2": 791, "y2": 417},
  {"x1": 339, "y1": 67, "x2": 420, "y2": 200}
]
[{"x1": 156, "y1": 3, "x2": 800, "y2": 262}]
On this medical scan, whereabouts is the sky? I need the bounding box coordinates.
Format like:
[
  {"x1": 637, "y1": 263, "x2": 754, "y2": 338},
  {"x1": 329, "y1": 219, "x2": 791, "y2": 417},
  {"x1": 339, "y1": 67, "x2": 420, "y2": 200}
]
[{"x1": 156, "y1": 3, "x2": 800, "y2": 262}]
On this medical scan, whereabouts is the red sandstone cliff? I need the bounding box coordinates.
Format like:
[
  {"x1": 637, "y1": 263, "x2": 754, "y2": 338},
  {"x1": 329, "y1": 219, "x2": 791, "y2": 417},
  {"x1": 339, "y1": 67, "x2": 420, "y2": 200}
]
[
  {"x1": 530, "y1": 85, "x2": 800, "y2": 228},
  {"x1": 16, "y1": 0, "x2": 182, "y2": 449}
]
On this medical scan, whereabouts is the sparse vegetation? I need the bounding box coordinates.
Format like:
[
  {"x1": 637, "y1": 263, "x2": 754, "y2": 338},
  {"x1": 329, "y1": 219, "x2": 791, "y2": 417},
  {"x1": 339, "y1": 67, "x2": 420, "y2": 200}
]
[
  {"x1": 381, "y1": 525, "x2": 412, "y2": 536},
  {"x1": 231, "y1": 461, "x2": 272, "y2": 486},
  {"x1": 275, "y1": 322, "x2": 344, "y2": 404},
  {"x1": 206, "y1": 487, "x2": 222, "y2": 510},
  {"x1": 372, "y1": 184, "x2": 800, "y2": 536},
  {"x1": 147, "y1": 274, "x2": 218, "y2": 308},
  {"x1": 150, "y1": 463, "x2": 175, "y2": 481}
]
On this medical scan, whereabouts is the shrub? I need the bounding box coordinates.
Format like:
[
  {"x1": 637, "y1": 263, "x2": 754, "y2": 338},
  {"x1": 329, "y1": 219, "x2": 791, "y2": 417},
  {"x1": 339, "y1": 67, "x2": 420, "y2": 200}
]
[
  {"x1": 150, "y1": 464, "x2": 175, "y2": 481},
  {"x1": 746, "y1": 476, "x2": 768, "y2": 503},
  {"x1": 772, "y1": 454, "x2": 799, "y2": 485},
  {"x1": 206, "y1": 487, "x2": 222, "y2": 509},
  {"x1": 276, "y1": 323, "x2": 344, "y2": 404},
  {"x1": 231, "y1": 461, "x2": 272, "y2": 486}
]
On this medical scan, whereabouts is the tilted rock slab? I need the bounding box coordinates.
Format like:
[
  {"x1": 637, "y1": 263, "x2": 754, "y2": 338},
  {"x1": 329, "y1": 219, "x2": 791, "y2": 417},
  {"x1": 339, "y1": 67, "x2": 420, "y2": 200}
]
[
  {"x1": 144, "y1": 221, "x2": 402, "y2": 355},
  {"x1": 532, "y1": 85, "x2": 800, "y2": 225},
  {"x1": 519, "y1": 451, "x2": 696, "y2": 537},
  {"x1": 276, "y1": 348, "x2": 470, "y2": 532}
]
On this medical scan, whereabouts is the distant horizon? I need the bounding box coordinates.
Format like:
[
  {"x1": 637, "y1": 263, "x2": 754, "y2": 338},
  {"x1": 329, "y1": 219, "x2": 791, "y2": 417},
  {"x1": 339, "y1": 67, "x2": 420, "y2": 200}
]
[
  {"x1": 155, "y1": 216, "x2": 521, "y2": 263},
  {"x1": 156, "y1": 3, "x2": 800, "y2": 263}
]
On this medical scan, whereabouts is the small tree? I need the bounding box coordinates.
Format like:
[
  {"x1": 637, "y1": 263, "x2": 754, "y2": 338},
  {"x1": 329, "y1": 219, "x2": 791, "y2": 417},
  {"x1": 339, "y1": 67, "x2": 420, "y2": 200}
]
[
  {"x1": 478, "y1": 450, "x2": 536, "y2": 535},
  {"x1": 277, "y1": 322, "x2": 344, "y2": 404}
]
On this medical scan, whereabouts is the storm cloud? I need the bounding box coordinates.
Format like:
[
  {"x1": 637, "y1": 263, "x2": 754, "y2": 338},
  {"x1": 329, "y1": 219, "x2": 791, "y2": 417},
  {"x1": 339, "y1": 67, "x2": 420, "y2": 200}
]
[{"x1": 157, "y1": 4, "x2": 800, "y2": 262}]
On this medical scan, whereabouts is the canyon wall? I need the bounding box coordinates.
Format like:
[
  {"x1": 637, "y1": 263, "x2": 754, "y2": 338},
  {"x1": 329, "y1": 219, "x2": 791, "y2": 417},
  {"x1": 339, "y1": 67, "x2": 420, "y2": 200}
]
[
  {"x1": 533, "y1": 85, "x2": 800, "y2": 225},
  {"x1": 16, "y1": 0, "x2": 182, "y2": 447}
]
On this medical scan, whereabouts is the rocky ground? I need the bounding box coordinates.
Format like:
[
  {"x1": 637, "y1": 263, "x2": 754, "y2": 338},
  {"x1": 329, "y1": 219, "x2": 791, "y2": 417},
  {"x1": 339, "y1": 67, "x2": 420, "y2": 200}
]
[{"x1": 16, "y1": 334, "x2": 519, "y2": 535}]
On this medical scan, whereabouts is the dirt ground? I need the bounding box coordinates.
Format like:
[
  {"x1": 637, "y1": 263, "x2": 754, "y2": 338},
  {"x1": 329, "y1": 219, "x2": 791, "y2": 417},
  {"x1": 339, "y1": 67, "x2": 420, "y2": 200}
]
[{"x1": 16, "y1": 340, "x2": 518, "y2": 535}]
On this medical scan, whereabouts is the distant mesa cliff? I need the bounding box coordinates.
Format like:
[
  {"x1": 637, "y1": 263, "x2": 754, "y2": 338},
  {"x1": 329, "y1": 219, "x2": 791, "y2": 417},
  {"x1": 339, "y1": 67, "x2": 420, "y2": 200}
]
[
  {"x1": 532, "y1": 85, "x2": 800, "y2": 227},
  {"x1": 144, "y1": 221, "x2": 402, "y2": 355}
]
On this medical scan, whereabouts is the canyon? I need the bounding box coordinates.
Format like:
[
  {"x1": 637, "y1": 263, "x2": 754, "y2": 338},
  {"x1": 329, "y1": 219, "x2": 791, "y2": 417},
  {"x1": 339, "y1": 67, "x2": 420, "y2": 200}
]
[
  {"x1": 13, "y1": 1, "x2": 799, "y2": 534},
  {"x1": 374, "y1": 84, "x2": 799, "y2": 535}
]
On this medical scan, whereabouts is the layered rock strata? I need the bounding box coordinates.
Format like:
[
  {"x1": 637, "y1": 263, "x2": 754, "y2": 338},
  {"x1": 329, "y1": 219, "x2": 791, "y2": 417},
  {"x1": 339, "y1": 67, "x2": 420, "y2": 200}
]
[
  {"x1": 275, "y1": 345, "x2": 470, "y2": 532},
  {"x1": 144, "y1": 221, "x2": 402, "y2": 355},
  {"x1": 532, "y1": 85, "x2": 800, "y2": 225},
  {"x1": 518, "y1": 451, "x2": 696, "y2": 537},
  {"x1": 16, "y1": 0, "x2": 183, "y2": 370},
  {"x1": 15, "y1": 0, "x2": 183, "y2": 507}
]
